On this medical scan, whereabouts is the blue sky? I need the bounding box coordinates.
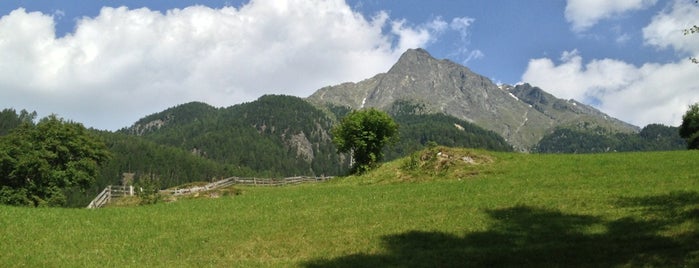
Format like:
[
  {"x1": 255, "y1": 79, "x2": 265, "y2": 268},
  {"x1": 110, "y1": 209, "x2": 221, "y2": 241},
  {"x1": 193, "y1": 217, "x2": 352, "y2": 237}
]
[{"x1": 0, "y1": 0, "x2": 697, "y2": 130}]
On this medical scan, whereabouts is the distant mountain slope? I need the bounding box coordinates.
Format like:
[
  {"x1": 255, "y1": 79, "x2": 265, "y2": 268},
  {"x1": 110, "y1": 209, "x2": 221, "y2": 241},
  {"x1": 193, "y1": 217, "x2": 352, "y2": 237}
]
[
  {"x1": 124, "y1": 95, "x2": 348, "y2": 177},
  {"x1": 384, "y1": 100, "x2": 512, "y2": 160},
  {"x1": 121, "y1": 95, "x2": 514, "y2": 177},
  {"x1": 507, "y1": 83, "x2": 638, "y2": 133},
  {"x1": 308, "y1": 48, "x2": 638, "y2": 150},
  {"x1": 127, "y1": 101, "x2": 219, "y2": 136},
  {"x1": 534, "y1": 124, "x2": 686, "y2": 153}
]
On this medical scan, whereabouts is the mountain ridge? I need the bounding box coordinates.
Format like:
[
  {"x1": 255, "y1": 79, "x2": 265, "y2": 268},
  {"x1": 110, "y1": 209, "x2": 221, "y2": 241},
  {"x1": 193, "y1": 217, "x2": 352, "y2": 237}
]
[{"x1": 308, "y1": 48, "x2": 639, "y2": 150}]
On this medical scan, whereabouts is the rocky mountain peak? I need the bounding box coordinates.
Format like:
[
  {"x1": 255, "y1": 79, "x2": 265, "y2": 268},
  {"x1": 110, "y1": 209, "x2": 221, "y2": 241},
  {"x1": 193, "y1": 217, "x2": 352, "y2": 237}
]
[
  {"x1": 307, "y1": 48, "x2": 638, "y2": 151},
  {"x1": 388, "y1": 48, "x2": 439, "y2": 73},
  {"x1": 387, "y1": 48, "x2": 480, "y2": 79}
]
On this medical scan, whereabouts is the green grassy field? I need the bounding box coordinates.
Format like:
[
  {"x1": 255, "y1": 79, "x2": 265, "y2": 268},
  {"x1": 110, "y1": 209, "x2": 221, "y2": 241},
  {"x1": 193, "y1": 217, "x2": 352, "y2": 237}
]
[{"x1": 1, "y1": 148, "x2": 698, "y2": 267}]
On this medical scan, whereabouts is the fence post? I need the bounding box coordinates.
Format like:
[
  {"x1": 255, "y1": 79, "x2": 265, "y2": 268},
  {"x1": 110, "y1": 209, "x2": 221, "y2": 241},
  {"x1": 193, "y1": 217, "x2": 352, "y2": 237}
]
[
  {"x1": 129, "y1": 185, "x2": 134, "y2": 196},
  {"x1": 107, "y1": 185, "x2": 112, "y2": 204}
]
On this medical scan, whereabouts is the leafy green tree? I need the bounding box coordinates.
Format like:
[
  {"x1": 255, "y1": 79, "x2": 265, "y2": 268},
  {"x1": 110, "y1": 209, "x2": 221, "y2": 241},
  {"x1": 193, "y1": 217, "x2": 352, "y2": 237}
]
[
  {"x1": 135, "y1": 174, "x2": 161, "y2": 205},
  {"x1": 679, "y1": 103, "x2": 699, "y2": 149},
  {"x1": 0, "y1": 108, "x2": 36, "y2": 136},
  {"x1": 0, "y1": 115, "x2": 110, "y2": 207},
  {"x1": 332, "y1": 108, "x2": 399, "y2": 174}
]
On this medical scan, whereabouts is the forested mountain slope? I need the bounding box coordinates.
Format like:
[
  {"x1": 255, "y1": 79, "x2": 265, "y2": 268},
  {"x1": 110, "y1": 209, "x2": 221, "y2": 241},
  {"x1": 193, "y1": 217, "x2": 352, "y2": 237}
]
[
  {"x1": 122, "y1": 95, "x2": 514, "y2": 177},
  {"x1": 124, "y1": 95, "x2": 347, "y2": 177},
  {"x1": 535, "y1": 124, "x2": 686, "y2": 153}
]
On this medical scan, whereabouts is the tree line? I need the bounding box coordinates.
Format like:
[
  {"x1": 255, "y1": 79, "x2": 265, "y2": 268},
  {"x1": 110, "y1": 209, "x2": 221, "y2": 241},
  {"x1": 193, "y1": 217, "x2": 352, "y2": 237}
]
[
  {"x1": 535, "y1": 124, "x2": 687, "y2": 153},
  {"x1": 2, "y1": 99, "x2": 698, "y2": 207}
]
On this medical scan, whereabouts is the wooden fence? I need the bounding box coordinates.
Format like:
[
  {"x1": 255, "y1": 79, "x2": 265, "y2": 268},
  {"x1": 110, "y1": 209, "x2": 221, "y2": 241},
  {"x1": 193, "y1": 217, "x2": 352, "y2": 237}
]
[
  {"x1": 160, "y1": 176, "x2": 332, "y2": 195},
  {"x1": 225, "y1": 176, "x2": 331, "y2": 187},
  {"x1": 87, "y1": 185, "x2": 136, "y2": 209},
  {"x1": 87, "y1": 176, "x2": 331, "y2": 208}
]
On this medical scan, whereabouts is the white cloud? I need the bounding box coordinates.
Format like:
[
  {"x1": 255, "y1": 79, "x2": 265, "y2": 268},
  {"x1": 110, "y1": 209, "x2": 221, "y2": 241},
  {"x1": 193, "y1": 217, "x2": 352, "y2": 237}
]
[
  {"x1": 463, "y1": 49, "x2": 484, "y2": 63},
  {"x1": 450, "y1": 17, "x2": 475, "y2": 41},
  {"x1": 426, "y1": 16, "x2": 448, "y2": 33},
  {"x1": 565, "y1": 0, "x2": 658, "y2": 32},
  {"x1": 524, "y1": 0, "x2": 699, "y2": 127},
  {"x1": 523, "y1": 50, "x2": 639, "y2": 101},
  {"x1": 0, "y1": 1, "x2": 443, "y2": 130},
  {"x1": 53, "y1": 9, "x2": 65, "y2": 19},
  {"x1": 599, "y1": 61, "x2": 699, "y2": 127},
  {"x1": 610, "y1": 25, "x2": 632, "y2": 44},
  {"x1": 643, "y1": 0, "x2": 699, "y2": 56},
  {"x1": 389, "y1": 16, "x2": 448, "y2": 53},
  {"x1": 522, "y1": 50, "x2": 699, "y2": 127}
]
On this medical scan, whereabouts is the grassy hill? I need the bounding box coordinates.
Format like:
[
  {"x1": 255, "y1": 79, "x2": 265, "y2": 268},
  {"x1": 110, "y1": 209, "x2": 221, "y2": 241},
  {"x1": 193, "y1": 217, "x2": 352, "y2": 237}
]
[{"x1": 1, "y1": 148, "x2": 697, "y2": 267}]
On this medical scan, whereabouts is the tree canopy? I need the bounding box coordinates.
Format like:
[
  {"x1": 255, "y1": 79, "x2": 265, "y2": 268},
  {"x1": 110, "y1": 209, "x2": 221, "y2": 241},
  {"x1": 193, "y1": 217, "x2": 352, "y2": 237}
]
[
  {"x1": 679, "y1": 103, "x2": 699, "y2": 149},
  {"x1": 0, "y1": 115, "x2": 110, "y2": 207},
  {"x1": 332, "y1": 108, "x2": 399, "y2": 174},
  {"x1": 0, "y1": 108, "x2": 36, "y2": 136}
]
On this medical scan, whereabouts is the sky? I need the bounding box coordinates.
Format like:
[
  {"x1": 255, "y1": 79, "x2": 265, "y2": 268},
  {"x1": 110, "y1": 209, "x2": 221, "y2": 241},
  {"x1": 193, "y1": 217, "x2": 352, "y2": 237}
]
[{"x1": 0, "y1": 0, "x2": 697, "y2": 130}]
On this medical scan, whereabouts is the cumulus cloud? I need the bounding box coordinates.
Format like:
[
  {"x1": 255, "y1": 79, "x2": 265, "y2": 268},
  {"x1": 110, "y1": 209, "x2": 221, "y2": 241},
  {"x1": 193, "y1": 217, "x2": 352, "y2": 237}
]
[
  {"x1": 523, "y1": 50, "x2": 699, "y2": 127},
  {"x1": 0, "y1": 1, "x2": 448, "y2": 130},
  {"x1": 643, "y1": 0, "x2": 699, "y2": 56},
  {"x1": 524, "y1": 0, "x2": 699, "y2": 127},
  {"x1": 565, "y1": 0, "x2": 658, "y2": 32}
]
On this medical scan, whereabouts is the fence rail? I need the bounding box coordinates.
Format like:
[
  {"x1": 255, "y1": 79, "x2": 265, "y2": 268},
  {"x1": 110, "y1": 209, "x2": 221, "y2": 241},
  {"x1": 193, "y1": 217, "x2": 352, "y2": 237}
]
[
  {"x1": 87, "y1": 186, "x2": 111, "y2": 209},
  {"x1": 87, "y1": 176, "x2": 332, "y2": 208},
  {"x1": 87, "y1": 185, "x2": 137, "y2": 209},
  {"x1": 160, "y1": 176, "x2": 331, "y2": 195}
]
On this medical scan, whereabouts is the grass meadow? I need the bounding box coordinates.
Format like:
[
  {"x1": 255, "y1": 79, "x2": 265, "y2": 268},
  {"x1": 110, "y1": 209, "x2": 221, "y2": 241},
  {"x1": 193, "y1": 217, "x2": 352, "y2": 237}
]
[{"x1": 1, "y1": 148, "x2": 698, "y2": 267}]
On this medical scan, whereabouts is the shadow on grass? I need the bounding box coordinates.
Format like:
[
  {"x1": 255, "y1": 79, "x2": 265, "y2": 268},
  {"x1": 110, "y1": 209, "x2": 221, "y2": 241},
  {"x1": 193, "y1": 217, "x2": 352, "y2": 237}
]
[{"x1": 304, "y1": 191, "x2": 699, "y2": 267}]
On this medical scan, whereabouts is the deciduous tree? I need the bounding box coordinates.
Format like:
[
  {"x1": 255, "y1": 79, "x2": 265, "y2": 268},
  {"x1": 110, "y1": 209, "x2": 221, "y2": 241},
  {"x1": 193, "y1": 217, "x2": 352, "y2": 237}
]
[
  {"x1": 0, "y1": 115, "x2": 110, "y2": 206},
  {"x1": 679, "y1": 103, "x2": 699, "y2": 149},
  {"x1": 332, "y1": 108, "x2": 398, "y2": 174}
]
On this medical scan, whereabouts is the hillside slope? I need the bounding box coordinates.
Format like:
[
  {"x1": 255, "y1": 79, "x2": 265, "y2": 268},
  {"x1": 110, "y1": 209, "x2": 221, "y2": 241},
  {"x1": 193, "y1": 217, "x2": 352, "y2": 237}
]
[
  {"x1": 122, "y1": 95, "x2": 513, "y2": 176},
  {"x1": 124, "y1": 95, "x2": 348, "y2": 177},
  {"x1": 2, "y1": 149, "x2": 697, "y2": 266}
]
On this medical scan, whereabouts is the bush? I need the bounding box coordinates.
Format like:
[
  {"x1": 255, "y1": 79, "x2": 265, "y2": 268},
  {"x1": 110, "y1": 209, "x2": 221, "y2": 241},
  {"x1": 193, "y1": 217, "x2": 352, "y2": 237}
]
[{"x1": 136, "y1": 176, "x2": 161, "y2": 205}]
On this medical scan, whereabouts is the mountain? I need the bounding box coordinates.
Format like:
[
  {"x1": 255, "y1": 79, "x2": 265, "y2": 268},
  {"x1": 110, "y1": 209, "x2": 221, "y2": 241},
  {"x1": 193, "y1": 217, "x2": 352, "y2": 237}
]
[
  {"x1": 124, "y1": 95, "x2": 348, "y2": 177},
  {"x1": 384, "y1": 100, "x2": 513, "y2": 160},
  {"x1": 308, "y1": 48, "x2": 639, "y2": 151},
  {"x1": 121, "y1": 94, "x2": 513, "y2": 177},
  {"x1": 507, "y1": 83, "x2": 637, "y2": 133}
]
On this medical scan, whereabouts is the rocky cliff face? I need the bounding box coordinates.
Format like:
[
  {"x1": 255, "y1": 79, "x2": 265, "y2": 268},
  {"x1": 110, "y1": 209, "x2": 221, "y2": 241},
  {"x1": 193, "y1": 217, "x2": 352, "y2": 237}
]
[{"x1": 308, "y1": 48, "x2": 638, "y2": 151}]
